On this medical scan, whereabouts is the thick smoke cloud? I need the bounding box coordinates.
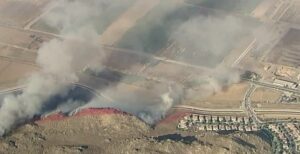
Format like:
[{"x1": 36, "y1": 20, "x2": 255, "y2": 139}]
[
  {"x1": 171, "y1": 14, "x2": 254, "y2": 99},
  {"x1": 0, "y1": 0, "x2": 107, "y2": 136},
  {"x1": 0, "y1": 0, "x2": 178, "y2": 135},
  {"x1": 0, "y1": 32, "x2": 104, "y2": 135},
  {"x1": 42, "y1": 0, "x2": 135, "y2": 34},
  {"x1": 0, "y1": 0, "x2": 259, "y2": 135},
  {"x1": 173, "y1": 16, "x2": 246, "y2": 62},
  {"x1": 37, "y1": 28, "x2": 104, "y2": 75},
  {"x1": 185, "y1": 66, "x2": 242, "y2": 99},
  {"x1": 82, "y1": 83, "x2": 184, "y2": 124},
  {"x1": 0, "y1": 73, "x2": 70, "y2": 135}
]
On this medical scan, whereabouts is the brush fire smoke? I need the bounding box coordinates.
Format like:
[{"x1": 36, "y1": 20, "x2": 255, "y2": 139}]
[
  {"x1": 0, "y1": 27, "x2": 104, "y2": 136},
  {"x1": 0, "y1": 0, "x2": 107, "y2": 136},
  {"x1": 0, "y1": 0, "x2": 258, "y2": 136}
]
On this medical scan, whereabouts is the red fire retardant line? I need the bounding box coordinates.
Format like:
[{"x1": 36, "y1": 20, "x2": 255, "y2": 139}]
[
  {"x1": 35, "y1": 108, "x2": 130, "y2": 123},
  {"x1": 35, "y1": 108, "x2": 189, "y2": 124}
]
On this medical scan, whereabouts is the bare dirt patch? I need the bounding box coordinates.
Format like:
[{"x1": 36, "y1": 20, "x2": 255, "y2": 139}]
[
  {"x1": 0, "y1": 61, "x2": 38, "y2": 88},
  {"x1": 0, "y1": 0, "x2": 50, "y2": 27},
  {"x1": 186, "y1": 83, "x2": 249, "y2": 109},
  {"x1": 251, "y1": 87, "x2": 282, "y2": 104},
  {"x1": 266, "y1": 28, "x2": 300, "y2": 67},
  {"x1": 100, "y1": 0, "x2": 161, "y2": 45}
]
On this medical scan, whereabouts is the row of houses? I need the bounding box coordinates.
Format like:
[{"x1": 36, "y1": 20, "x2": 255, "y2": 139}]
[
  {"x1": 182, "y1": 114, "x2": 253, "y2": 124},
  {"x1": 273, "y1": 78, "x2": 299, "y2": 90},
  {"x1": 267, "y1": 123, "x2": 300, "y2": 153},
  {"x1": 177, "y1": 114, "x2": 258, "y2": 132},
  {"x1": 279, "y1": 95, "x2": 299, "y2": 104}
]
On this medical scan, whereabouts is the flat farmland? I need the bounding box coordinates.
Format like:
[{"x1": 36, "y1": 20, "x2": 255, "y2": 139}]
[
  {"x1": 0, "y1": 26, "x2": 53, "y2": 51},
  {"x1": 185, "y1": 83, "x2": 250, "y2": 109},
  {"x1": 0, "y1": 0, "x2": 50, "y2": 27},
  {"x1": 255, "y1": 103, "x2": 300, "y2": 110},
  {"x1": 31, "y1": 0, "x2": 136, "y2": 35},
  {"x1": 251, "y1": 87, "x2": 282, "y2": 105},
  {"x1": 0, "y1": 59, "x2": 38, "y2": 89},
  {"x1": 100, "y1": 0, "x2": 160, "y2": 45},
  {"x1": 141, "y1": 61, "x2": 207, "y2": 84},
  {"x1": 103, "y1": 48, "x2": 150, "y2": 74},
  {"x1": 0, "y1": 46, "x2": 37, "y2": 64},
  {"x1": 0, "y1": 57, "x2": 9, "y2": 73},
  {"x1": 117, "y1": 0, "x2": 259, "y2": 69},
  {"x1": 116, "y1": 1, "x2": 204, "y2": 54},
  {"x1": 281, "y1": 1, "x2": 300, "y2": 25},
  {"x1": 266, "y1": 28, "x2": 300, "y2": 68},
  {"x1": 185, "y1": 0, "x2": 263, "y2": 14}
]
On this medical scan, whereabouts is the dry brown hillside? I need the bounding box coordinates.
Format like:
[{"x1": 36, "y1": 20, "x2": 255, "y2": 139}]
[{"x1": 0, "y1": 113, "x2": 271, "y2": 154}]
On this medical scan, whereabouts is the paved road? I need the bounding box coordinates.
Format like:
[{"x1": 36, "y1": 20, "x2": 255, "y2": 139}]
[
  {"x1": 232, "y1": 39, "x2": 257, "y2": 67},
  {"x1": 173, "y1": 105, "x2": 300, "y2": 118},
  {"x1": 23, "y1": 2, "x2": 57, "y2": 30},
  {"x1": 103, "y1": 45, "x2": 212, "y2": 72},
  {"x1": 173, "y1": 105, "x2": 244, "y2": 113},
  {"x1": 2, "y1": 85, "x2": 300, "y2": 119},
  {"x1": 0, "y1": 83, "x2": 112, "y2": 102},
  {"x1": 244, "y1": 79, "x2": 300, "y2": 95},
  {"x1": 255, "y1": 109, "x2": 300, "y2": 114},
  {"x1": 242, "y1": 84, "x2": 263, "y2": 124}
]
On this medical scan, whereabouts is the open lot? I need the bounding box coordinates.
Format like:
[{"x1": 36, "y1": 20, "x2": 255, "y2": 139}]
[
  {"x1": 185, "y1": 0, "x2": 263, "y2": 15},
  {"x1": 117, "y1": 0, "x2": 260, "y2": 69},
  {"x1": 266, "y1": 28, "x2": 300, "y2": 68},
  {"x1": 117, "y1": 1, "x2": 197, "y2": 54},
  {"x1": 0, "y1": 0, "x2": 50, "y2": 27},
  {"x1": 185, "y1": 83, "x2": 250, "y2": 109},
  {"x1": 258, "y1": 113, "x2": 300, "y2": 121},
  {"x1": 251, "y1": 87, "x2": 282, "y2": 106},
  {"x1": 0, "y1": 1, "x2": 297, "y2": 153},
  {"x1": 0, "y1": 46, "x2": 37, "y2": 64},
  {"x1": 0, "y1": 26, "x2": 53, "y2": 51},
  {"x1": 0, "y1": 59, "x2": 38, "y2": 89},
  {"x1": 31, "y1": 0, "x2": 136, "y2": 35},
  {"x1": 103, "y1": 48, "x2": 150, "y2": 74},
  {"x1": 141, "y1": 60, "x2": 206, "y2": 84},
  {"x1": 0, "y1": 42, "x2": 38, "y2": 89},
  {"x1": 256, "y1": 103, "x2": 300, "y2": 110},
  {"x1": 100, "y1": 0, "x2": 160, "y2": 45},
  {"x1": 281, "y1": 0, "x2": 300, "y2": 25}
]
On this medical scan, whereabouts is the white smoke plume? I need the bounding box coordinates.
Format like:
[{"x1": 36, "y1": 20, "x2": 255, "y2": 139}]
[
  {"x1": 0, "y1": 0, "x2": 180, "y2": 135},
  {"x1": 171, "y1": 14, "x2": 255, "y2": 99},
  {"x1": 41, "y1": 0, "x2": 135, "y2": 35},
  {"x1": 0, "y1": 0, "x2": 106, "y2": 136},
  {"x1": 81, "y1": 83, "x2": 183, "y2": 125},
  {"x1": 0, "y1": 73, "x2": 70, "y2": 136},
  {"x1": 172, "y1": 16, "x2": 246, "y2": 61},
  {"x1": 136, "y1": 85, "x2": 183, "y2": 124},
  {"x1": 0, "y1": 33, "x2": 104, "y2": 135},
  {"x1": 0, "y1": 0, "x2": 262, "y2": 135}
]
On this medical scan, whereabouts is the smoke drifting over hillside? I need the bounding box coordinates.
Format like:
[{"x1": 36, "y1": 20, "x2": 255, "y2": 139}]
[
  {"x1": 0, "y1": 0, "x2": 259, "y2": 135},
  {"x1": 0, "y1": 0, "x2": 107, "y2": 136},
  {"x1": 0, "y1": 30, "x2": 106, "y2": 136}
]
